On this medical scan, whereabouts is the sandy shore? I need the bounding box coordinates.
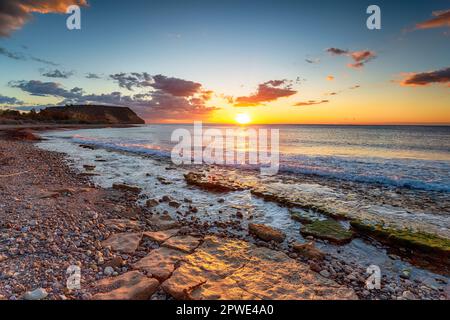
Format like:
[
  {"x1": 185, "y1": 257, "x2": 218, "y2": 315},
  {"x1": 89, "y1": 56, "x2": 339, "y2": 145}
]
[{"x1": 0, "y1": 133, "x2": 448, "y2": 300}]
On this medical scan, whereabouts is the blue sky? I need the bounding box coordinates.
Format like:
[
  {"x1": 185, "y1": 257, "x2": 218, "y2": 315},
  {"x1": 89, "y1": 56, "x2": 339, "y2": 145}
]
[{"x1": 0, "y1": 0, "x2": 449, "y2": 123}]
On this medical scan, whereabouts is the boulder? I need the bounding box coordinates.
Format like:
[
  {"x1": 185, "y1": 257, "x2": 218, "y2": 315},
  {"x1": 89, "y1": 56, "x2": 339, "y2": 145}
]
[
  {"x1": 93, "y1": 271, "x2": 159, "y2": 300},
  {"x1": 248, "y1": 223, "x2": 286, "y2": 243}
]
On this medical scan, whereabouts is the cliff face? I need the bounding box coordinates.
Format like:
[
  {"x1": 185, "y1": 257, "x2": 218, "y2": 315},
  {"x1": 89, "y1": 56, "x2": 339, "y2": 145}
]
[{"x1": 39, "y1": 105, "x2": 145, "y2": 124}]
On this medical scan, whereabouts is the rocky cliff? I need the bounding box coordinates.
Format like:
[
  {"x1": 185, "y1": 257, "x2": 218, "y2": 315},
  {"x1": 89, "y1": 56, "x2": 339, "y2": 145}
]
[{"x1": 38, "y1": 105, "x2": 145, "y2": 124}]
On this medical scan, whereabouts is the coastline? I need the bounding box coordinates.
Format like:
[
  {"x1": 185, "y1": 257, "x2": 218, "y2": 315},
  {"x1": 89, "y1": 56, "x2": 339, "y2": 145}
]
[{"x1": 0, "y1": 129, "x2": 448, "y2": 300}]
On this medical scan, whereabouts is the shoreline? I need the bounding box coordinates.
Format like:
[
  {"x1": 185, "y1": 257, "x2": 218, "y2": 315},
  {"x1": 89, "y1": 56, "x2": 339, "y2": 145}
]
[{"x1": 0, "y1": 131, "x2": 448, "y2": 300}]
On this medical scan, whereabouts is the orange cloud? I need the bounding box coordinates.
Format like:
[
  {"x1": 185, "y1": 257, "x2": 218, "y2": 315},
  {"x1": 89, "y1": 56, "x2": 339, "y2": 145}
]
[
  {"x1": 0, "y1": 0, "x2": 88, "y2": 37},
  {"x1": 416, "y1": 9, "x2": 450, "y2": 30},
  {"x1": 326, "y1": 75, "x2": 335, "y2": 81},
  {"x1": 234, "y1": 80, "x2": 297, "y2": 107},
  {"x1": 294, "y1": 100, "x2": 329, "y2": 107}
]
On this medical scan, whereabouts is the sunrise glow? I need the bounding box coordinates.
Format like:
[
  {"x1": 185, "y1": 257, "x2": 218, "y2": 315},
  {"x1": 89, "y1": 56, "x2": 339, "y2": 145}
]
[{"x1": 235, "y1": 113, "x2": 251, "y2": 125}]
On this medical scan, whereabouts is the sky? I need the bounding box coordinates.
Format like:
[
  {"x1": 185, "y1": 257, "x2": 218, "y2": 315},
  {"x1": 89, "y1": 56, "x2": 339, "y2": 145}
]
[{"x1": 0, "y1": 0, "x2": 449, "y2": 124}]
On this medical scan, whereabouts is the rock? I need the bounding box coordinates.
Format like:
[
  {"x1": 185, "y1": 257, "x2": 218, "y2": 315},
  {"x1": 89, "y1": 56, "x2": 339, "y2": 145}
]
[
  {"x1": 162, "y1": 235, "x2": 202, "y2": 253},
  {"x1": 248, "y1": 223, "x2": 286, "y2": 243},
  {"x1": 161, "y1": 195, "x2": 172, "y2": 202},
  {"x1": 300, "y1": 220, "x2": 353, "y2": 244},
  {"x1": 112, "y1": 183, "x2": 142, "y2": 194},
  {"x1": 104, "y1": 266, "x2": 114, "y2": 276},
  {"x1": 319, "y1": 270, "x2": 330, "y2": 278},
  {"x1": 161, "y1": 236, "x2": 357, "y2": 300},
  {"x1": 292, "y1": 242, "x2": 326, "y2": 260},
  {"x1": 104, "y1": 257, "x2": 124, "y2": 268},
  {"x1": 83, "y1": 165, "x2": 96, "y2": 171},
  {"x1": 147, "y1": 214, "x2": 180, "y2": 231},
  {"x1": 93, "y1": 271, "x2": 159, "y2": 300},
  {"x1": 168, "y1": 201, "x2": 181, "y2": 208},
  {"x1": 400, "y1": 269, "x2": 411, "y2": 279},
  {"x1": 289, "y1": 208, "x2": 320, "y2": 224},
  {"x1": 133, "y1": 247, "x2": 187, "y2": 281},
  {"x1": 143, "y1": 229, "x2": 179, "y2": 244},
  {"x1": 104, "y1": 219, "x2": 143, "y2": 231},
  {"x1": 23, "y1": 288, "x2": 48, "y2": 300},
  {"x1": 145, "y1": 199, "x2": 159, "y2": 208},
  {"x1": 402, "y1": 290, "x2": 416, "y2": 300},
  {"x1": 0, "y1": 254, "x2": 7, "y2": 262},
  {"x1": 102, "y1": 232, "x2": 142, "y2": 253}
]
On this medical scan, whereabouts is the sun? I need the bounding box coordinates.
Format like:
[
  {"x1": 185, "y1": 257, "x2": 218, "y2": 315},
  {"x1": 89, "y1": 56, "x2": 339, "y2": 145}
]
[{"x1": 235, "y1": 113, "x2": 251, "y2": 125}]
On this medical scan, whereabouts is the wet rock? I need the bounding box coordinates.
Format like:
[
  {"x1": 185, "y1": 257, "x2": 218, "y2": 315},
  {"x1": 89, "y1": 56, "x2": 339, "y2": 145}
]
[
  {"x1": 143, "y1": 229, "x2": 179, "y2": 244},
  {"x1": 300, "y1": 220, "x2": 353, "y2": 244},
  {"x1": 83, "y1": 165, "x2": 96, "y2": 171},
  {"x1": 184, "y1": 172, "x2": 246, "y2": 192},
  {"x1": 168, "y1": 201, "x2": 181, "y2": 208},
  {"x1": 289, "y1": 208, "x2": 320, "y2": 224},
  {"x1": 102, "y1": 232, "x2": 142, "y2": 253},
  {"x1": 292, "y1": 242, "x2": 325, "y2": 260},
  {"x1": 319, "y1": 270, "x2": 330, "y2": 278},
  {"x1": 93, "y1": 271, "x2": 159, "y2": 300},
  {"x1": 162, "y1": 235, "x2": 202, "y2": 253},
  {"x1": 23, "y1": 288, "x2": 48, "y2": 300},
  {"x1": 248, "y1": 223, "x2": 286, "y2": 243},
  {"x1": 133, "y1": 247, "x2": 187, "y2": 281},
  {"x1": 161, "y1": 236, "x2": 357, "y2": 300},
  {"x1": 161, "y1": 195, "x2": 172, "y2": 202},
  {"x1": 112, "y1": 183, "x2": 142, "y2": 194},
  {"x1": 145, "y1": 199, "x2": 159, "y2": 208}
]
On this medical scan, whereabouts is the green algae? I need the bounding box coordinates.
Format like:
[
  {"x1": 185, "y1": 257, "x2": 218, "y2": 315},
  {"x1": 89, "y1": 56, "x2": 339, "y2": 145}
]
[{"x1": 300, "y1": 219, "x2": 354, "y2": 244}]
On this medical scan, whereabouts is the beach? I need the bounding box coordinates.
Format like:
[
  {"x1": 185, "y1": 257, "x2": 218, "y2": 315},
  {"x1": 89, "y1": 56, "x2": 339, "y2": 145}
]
[{"x1": 0, "y1": 126, "x2": 448, "y2": 300}]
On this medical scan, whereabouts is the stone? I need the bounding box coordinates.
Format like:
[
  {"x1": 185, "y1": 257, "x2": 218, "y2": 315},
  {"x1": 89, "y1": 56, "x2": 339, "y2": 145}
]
[
  {"x1": 104, "y1": 257, "x2": 124, "y2": 268},
  {"x1": 248, "y1": 223, "x2": 286, "y2": 243},
  {"x1": 104, "y1": 219, "x2": 143, "y2": 231},
  {"x1": 93, "y1": 271, "x2": 159, "y2": 300},
  {"x1": 143, "y1": 229, "x2": 179, "y2": 244},
  {"x1": 0, "y1": 254, "x2": 7, "y2": 262},
  {"x1": 300, "y1": 220, "x2": 353, "y2": 244},
  {"x1": 162, "y1": 235, "x2": 201, "y2": 253},
  {"x1": 292, "y1": 242, "x2": 326, "y2": 260},
  {"x1": 23, "y1": 288, "x2": 48, "y2": 300},
  {"x1": 146, "y1": 199, "x2": 159, "y2": 208},
  {"x1": 320, "y1": 270, "x2": 330, "y2": 278},
  {"x1": 112, "y1": 183, "x2": 142, "y2": 194},
  {"x1": 102, "y1": 232, "x2": 142, "y2": 253},
  {"x1": 133, "y1": 247, "x2": 187, "y2": 281},
  {"x1": 83, "y1": 165, "x2": 96, "y2": 171},
  {"x1": 168, "y1": 201, "x2": 181, "y2": 208},
  {"x1": 147, "y1": 214, "x2": 180, "y2": 231},
  {"x1": 104, "y1": 266, "x2": 114, "y2": 276},
  {"x1": 402, "y1": 290, "x2": 417, "y2": 300},
  {"x1": 289, "y1": 208, "x2": 320, "y2": 224},
  {"x1": 161, "y1": 236, "x2": 357, "y2": 300}
]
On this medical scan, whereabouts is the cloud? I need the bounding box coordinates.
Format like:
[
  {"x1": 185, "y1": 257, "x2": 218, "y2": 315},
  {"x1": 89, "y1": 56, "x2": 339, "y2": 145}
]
[
  {"x1": 41, "y1": 69, "x2": 74, "y2": 78},
  {"x1": 305, "y1": 58, "x2": 320, "y2": 64},
  {"x1": 0, "y1": 0, "x2": 88, "y2": 37},
  {"x1": 294, "y1": 100, "x2": 329, "y2": 107},
  {"x1": 349, "y1": 85, "x2": 361, "y2": 89},
  {"x1": 9, "y1": 80, "x2": 81, "y2": 98},
  {"x1": 399, "y1": 67, "x2": 450, "y2": 87},
  {"x1": 150, "y1": 74, "x2": 202, "y2": 97},
  {"x1": 234, "y1": 79, "x2": 297, "y2": 107},
  {"x1": 11, "y1": 74, "x2": 219, "y2": 122},
  {"x1": 110, "y1": 72, "x2": 152, "y2": 90},
  {"x1": 0, "y1": 46, "x2": 58, "y2": 65},
  {"x1": 0, "y1": 46, "x2": 26, "y2": 60},
  {"x1": 348, "y1": 50, "x2": 376, "y2": 68},
  {"x1": 326, "y1": 75, "x2": 335, "y2": 81},
  {"x1": 86, "y1": 73, "x2": 102, "y2": 79},
  {"x1": 0, "y1": 94, "x2": 23, "y2": 105},
  {"x1": 416, "y1": 9, "x2": 450, "y2": 30},
  {"x1": 326, "y1": 47, "x2": 376, "y2": 68}
]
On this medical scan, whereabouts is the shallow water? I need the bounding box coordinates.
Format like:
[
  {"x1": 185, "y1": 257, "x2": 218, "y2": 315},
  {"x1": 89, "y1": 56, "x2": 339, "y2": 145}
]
[{"x1": 37, "y1": 126, "x2": 450, "y2": 290}]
